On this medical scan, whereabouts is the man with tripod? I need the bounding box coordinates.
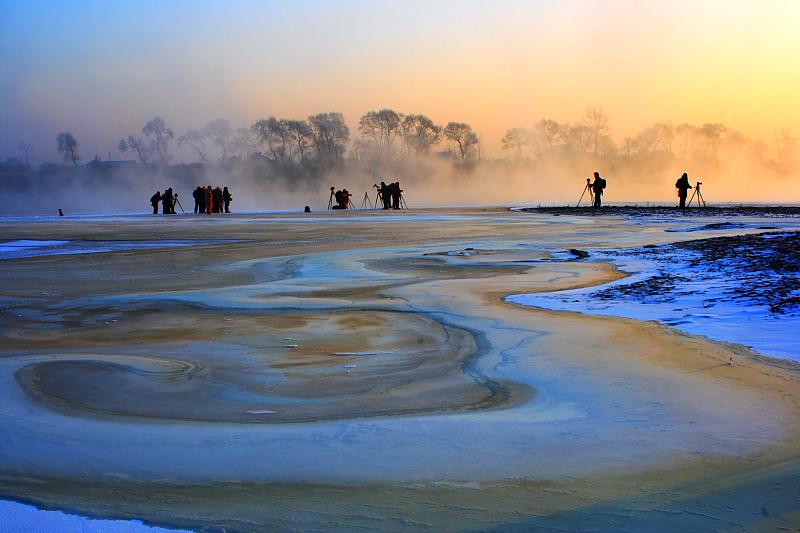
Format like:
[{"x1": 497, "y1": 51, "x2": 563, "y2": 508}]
[
  {"x1": 675, "y1": 173, "x2": 693, "y2": 209},
  {"x1": 591, "y1": 172, "x2": 606, "y2": 207}
]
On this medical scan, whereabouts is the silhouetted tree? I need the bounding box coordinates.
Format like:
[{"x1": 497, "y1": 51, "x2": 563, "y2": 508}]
[
  {"x1": 17, "y1": 141, "x2": 34, "y2": 165},
  {"x1": 308, "y1": 112, "x2": 350, "y2": 165},
  {"x1": 401, "y1": 114, "x2": 441, "y2": 157},
  {"x1": 675, "y1": 123, "x2": 695, "y2": 158},
  {"x1": 252, "y1": 117, "x2": 291, "y2": 161},
  {"x1": 178, "y1": 129, "x2": 210, "y2": 163},
  {"x1": 582, "y1": 106, "x2": 611, "y2": 154},
  {"x1": 501, "y1": 127, "x2": 530, "y2": 161},
  {"x1": 285, "y1": 119, "x2": 313, "y2": 160},
  {"x1": 119, "y1": 135, "x2": 153, "y2": 163},
  {"x1": 203, "y1": 118, "x2": 233, "y2": 160},
  {"x1": 231, "y1": 127, "x2": 257, "y2": 159},
  {"x1": 568, "y1": 125, "x2": 592, "y2": 153},
  {"x1": 443, "y1": 121, "x2": 479, "y2": 163},
  {"x1": 142, "y1": 117, "x2": 174, "y2": 163},
  {"x1": 532, "y1": 119, "x2": 566, "y2": 153},
  {"x1": 359, "y1": 109, "x2": 402, "y2": 151},
  {"x1": 774, "y1": 127, "x2": 797, "y2": 169},
  {"x1": 56, "y1": 132, "x2": 80, "y2": 166}
]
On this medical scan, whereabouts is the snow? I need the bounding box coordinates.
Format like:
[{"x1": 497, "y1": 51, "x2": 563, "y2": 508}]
[
  {"x1": 507, "y1": 244, "x2": 800, "y2": 363},
  {"x1": 0, "y1": 500, "x2": 192, "y2": 533}
]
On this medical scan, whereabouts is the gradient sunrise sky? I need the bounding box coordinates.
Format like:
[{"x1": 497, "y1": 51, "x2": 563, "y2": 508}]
[{"x1": 1, "y1": 0, "x2": 799, "y2": 163}]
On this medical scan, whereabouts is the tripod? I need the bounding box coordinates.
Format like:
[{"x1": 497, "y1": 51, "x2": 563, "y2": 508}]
[
  {"x1": 360, "y1": 191, "x2": 374, "y2": 210},
  {"x1": 687, "y1": 182, "x2": 706, "y2": 207},
  {"x1": 174, "y1": 194, "x2": 186, "y2": 214},
  {"x1": 327, "y1": 187, "x2": 335, "y2": 210},
  {"x1": 398, "y1": 194, "x2": 408, "y2": 209},
  {"x1": 576, "y1": 178, "x2": 594, "y2": 207}
]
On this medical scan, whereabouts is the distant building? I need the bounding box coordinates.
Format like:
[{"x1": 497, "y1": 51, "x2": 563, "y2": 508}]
[
  {"x1": 84, "y1": 156, "x2": 137, "y2": 172},
  {"x1": 0, "y1": 157, "x2": 32, "y2": 176}
]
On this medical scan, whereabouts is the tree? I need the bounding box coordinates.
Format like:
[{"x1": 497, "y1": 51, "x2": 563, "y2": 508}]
[
  {"x1": 568, "y1": 125, "x2": 592, "y2": 153},
  {"x1": 401, "y1": 114, "x2": 441, "y2": 157},
  {"x1": 231, "y1": 127, "x2": 257, "y2": 159},
  {"x1": 675, "y1": 123, "x2": 695, "y2": 158},
  {"x1": 142, "y1": 117, "x2": 174, "y2": 163},
  {"x1": 252, "y1": 117, "x2": 291, "y2": 161},
  {"x1": 308, "y1": 112, "x2": 350, "y2": 164},
  {"x1": 17, "y1": 141, "x2": 34, "y2": 165},
  {"x1": 203, "y1": 118, "x2": 233, "y2": 160},
  {"x1": 532, "y1": 119, "x2": 566, "y2": 153},
  {"x1": 119, "y1": 135, "x2": 154, "y2": 163},
  {"x1": 178, "y1": 129, "x2": 210, "y2": 163},
  {"x1": 284, "y1": 119, "x2": 313, "y2": 161},
  {"x1": 443, "y1": 121, "x2": 479, "y2": 163},
  {"x1": 774, "y1": 127, "x2": 797, "y2": 168},
  {"x1": 582, "y1": 105, "x2": 611, "y2": 154},
  {"x1": 359, "y1": 109, "x2": 402, "y2": 151},
  {"x1": 56, "y1": 132, "x2": 80, "y2": 166},
  {"x1": 501, "y1": 127, "x2": 530, "y2": 161}
]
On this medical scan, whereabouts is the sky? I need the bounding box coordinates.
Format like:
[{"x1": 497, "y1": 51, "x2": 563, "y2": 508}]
[{"x1": 2, "y1": 0, "x2": 800, "y2": 164}]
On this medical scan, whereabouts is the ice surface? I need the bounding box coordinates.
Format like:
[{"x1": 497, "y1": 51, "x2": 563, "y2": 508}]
[
  {"x1": 508, "y1": 237, "x2": 800, "y2": 362},
  {"x1": 0, "y1": 500, "x2": 192, "y2": 533}
]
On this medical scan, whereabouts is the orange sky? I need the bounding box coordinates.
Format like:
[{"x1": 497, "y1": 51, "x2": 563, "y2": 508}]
[{"x1": 2, "y1": 0, "x2": 799, "y2": 162}]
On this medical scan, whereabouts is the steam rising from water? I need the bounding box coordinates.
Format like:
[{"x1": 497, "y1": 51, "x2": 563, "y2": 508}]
[{"x1": 2, "y1": 148, "x2": 797, "y2": 217}]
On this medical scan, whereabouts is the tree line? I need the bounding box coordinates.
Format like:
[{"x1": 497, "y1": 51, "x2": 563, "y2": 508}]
[{"x1": 6, "y1": 105, "x2": 798, "y2": 176}]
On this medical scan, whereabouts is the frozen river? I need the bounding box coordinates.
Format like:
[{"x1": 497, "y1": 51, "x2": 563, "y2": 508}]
[{"x1": 1, "y1": 208, "x2": 799, "y2": 532}]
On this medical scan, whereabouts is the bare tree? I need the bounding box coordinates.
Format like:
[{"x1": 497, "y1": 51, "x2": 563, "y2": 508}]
[
  {"x1": 568, "y1": 125, "x2": 592, "y2": 153},
  {"x1": 17, "y1": 141, "x2": 34, "y2": 165},
  {"x1": 501, "y1": 127, "x2": 530, "y2": 161},
  {"x1": 401, "y1": 114, "x2": 441, "y2": 157},
  {"x1": 443, "y1": 121, "x2": 479, "y2": 163},
  {"x1": 231, "y1": 127, "x2": 257, "y2": 159},
  {"x1": 675, "y1": 123, "x2": 695, "y2": 158},
  {"x1": 56, "y1": 132, "x2": 80, "y2": 166},
  {"x1": 285, "y1": 119, "x2": 313, "y2": 161},
  {"x1": 142, "y1": 117, "x2": 174, "y2": 164},
  {"x1": 653, "y1": 122, "x2": 674, "y2": 152},
  {"x1": 252, "y1": 117, "x2": 290, "y2": 161},
  {"x1": 308, "y1": 112, "x2": 350, "y2": 164},
  {"x1": 359, "y1": 109, "x2": 402, "y2": 151},
  {"x1": 178, "y1": 129, "x2": 210, "y2": 163},
  {"x1": 203, "y1": 118, "x2": 233, "y2": 160},
  {"x1": 532, "y1": 119, "x2": 566, "y2": 153},
  {"x1": 774, "y1": 127, "x2": 797, "y2": 168},
  {"x1": 582, "y1": 105, "x2": 611, "y2": 154},
  {"x1": 119, "y1": 135, "x2": 153, "y2": 163}
]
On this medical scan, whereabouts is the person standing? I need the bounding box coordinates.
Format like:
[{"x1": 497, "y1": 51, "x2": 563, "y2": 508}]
[
  {"x1": 212, "y1": 187, "x2": 223, "y2": 213},
  {"x1": 591, "y1": 172, "x2": 606, "y2": 207},
  {"x1": 161, "y1": 188, "x2": 175, "y2": 214},
  {"x1": 193, "y1": 186, "x2": 204, "y2": 213},
  {"x1": 391, "y1": 181, "x2": 402, "y2": 209},
  {"x1": 222, "y1": 186, "x2": 232, "y2": 213},
  {"x1": 150, "y1": 191, "x2": 161, "y2": 214},
  {"x1": 379, "y1": 181, "x2": 390, "y2": 209},
  {"x1": 205, "y1": 185, "x2": 213, "y2": 214},
  {"x1": 675, "y1": 173, "x2": 693, "y2": 209}
]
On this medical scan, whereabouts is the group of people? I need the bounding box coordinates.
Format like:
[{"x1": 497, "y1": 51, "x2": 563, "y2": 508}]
[
  {"x1": 193, "y1": 185, "x2": 232, "y2": 214},
  {"x1": 149, "y1": 186, "x2": 232, "y2": 214},
  {"x1": 149, "y1": 188, "x2": 178, "y2": 214},
  {"x1": 377, "y1": 181, "x2": 403, "y2": 209}
]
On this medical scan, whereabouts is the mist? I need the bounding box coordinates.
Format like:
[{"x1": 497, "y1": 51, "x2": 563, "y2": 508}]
[{"x1": 2, "y1": 124, "x2": 798, "y2": 218}]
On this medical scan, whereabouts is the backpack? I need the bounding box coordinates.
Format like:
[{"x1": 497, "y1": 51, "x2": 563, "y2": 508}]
[{"x1": 598, "y1": 177, "x2": 607, "y2": 189}]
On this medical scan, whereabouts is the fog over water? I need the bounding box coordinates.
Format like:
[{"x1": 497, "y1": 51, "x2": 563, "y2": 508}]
[{"x1": 2, "y1": 1, "x2": 799, "y2": 215}]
